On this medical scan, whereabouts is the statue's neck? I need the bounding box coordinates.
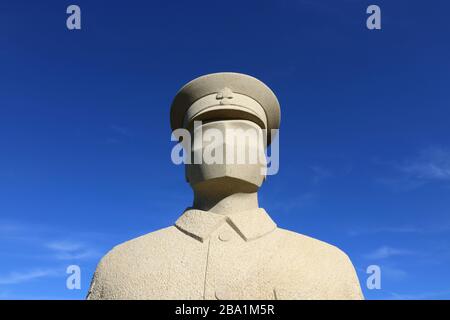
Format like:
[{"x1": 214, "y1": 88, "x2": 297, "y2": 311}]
[{"x1": 193, "y1": 191, "x2": 259, "y2": 215}]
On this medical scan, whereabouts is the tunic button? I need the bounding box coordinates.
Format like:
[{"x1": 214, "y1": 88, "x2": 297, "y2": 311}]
[{"x1": 218, "y1": 229, "x2": 232, "y2": 241}]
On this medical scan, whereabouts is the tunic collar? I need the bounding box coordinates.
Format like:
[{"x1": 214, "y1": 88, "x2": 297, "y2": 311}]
[{"x1": 174, "y1": 207, "x2": 277, "y2": 243}]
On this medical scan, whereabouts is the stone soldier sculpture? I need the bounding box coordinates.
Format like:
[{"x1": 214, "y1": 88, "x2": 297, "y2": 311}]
[{"x1": 87, "y1": 72, "x2": 364, "y2": 300}]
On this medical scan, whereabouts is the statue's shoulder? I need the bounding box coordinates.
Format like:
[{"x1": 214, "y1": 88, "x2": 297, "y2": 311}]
[
  {"x1": 272, "y1": 228, "x2": 364, "y2": 299},
  {"x1": 275, "y1": 227, "x2": 350, "y2": 261},
  {"x1": 87, "y1": 226, "x2": 181, "y2": 299},
  {"x1": 97, "y1": 225, "x2": 186, "y2": 270},
  {"x1": 107, "y1": 225, "x2": 179, "y2": 257}
]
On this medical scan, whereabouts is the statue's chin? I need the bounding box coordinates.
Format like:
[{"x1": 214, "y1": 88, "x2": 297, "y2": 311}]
[
  {"x1": 186, "y1": 162, "x2": 265, "y2": 189},
  {"x1": 190, "y1": 175, "x2": 261, "y2": 195}
]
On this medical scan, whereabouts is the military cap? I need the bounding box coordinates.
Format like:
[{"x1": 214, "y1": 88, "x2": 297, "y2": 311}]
[{"x1": 170, "y1": 72, "x2": 280, "y2": 144}]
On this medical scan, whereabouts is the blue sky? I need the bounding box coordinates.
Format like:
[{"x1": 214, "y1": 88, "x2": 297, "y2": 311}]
[{"x1": 1, "y1": 0, "x2": 449, "y2": 299}]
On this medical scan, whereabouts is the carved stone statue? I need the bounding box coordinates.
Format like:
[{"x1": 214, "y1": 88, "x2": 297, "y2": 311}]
[{"x1": 87, "y1": 72, "x2": 364, "y2": 300}]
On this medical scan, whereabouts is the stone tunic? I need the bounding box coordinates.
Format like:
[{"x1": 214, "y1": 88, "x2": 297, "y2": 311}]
[{"x1": 87, "y1": 208, "x2": 364, "y2": 300}]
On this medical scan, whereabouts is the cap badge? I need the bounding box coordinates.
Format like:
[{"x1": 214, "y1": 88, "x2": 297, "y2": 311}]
[{"x1": 216, "y1": 87, "x2": 234, "y2": 105}]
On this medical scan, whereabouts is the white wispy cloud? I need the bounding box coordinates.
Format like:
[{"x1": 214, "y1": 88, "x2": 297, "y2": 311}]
[
  {"x1": 380, "y1": 265, "x2": 409, "y2": 281},
  {"x1": 46, "y1": 240, "x2": 84, "y2": 252},
  {"x1": 386, "y1": 290, "x2": 450, "y2": 300},
  {"x1": 0, "y1": 220, "x2": 113, "y2": 297},
  {"x1": 0, "y1": 269, "x2": 60, "y2": 285},
  {"x1": 358, "y1": 264, "x2": 409, "y2": 281},
  {"x1": 400, "y1": 147, "x2": 450, "y2": 181},
  {"x1": 377, "y1": 146, "x2": 450, "y2": 191},
  {"x1": 0, "y1": 220, "x2": 49, "y2": 241},
  {"x1": 348, "y1": 225, "x2": 419, "y2": 237},
  {"x1": 269, "y1": 192, "x2": 317, "y2": 213},
  {"x1": 45, "y1": 240, "x2": 100, "y2": 261},
  {"x1": 363, "y1": 246, "x2": 414, "y2": 260},
  {"x1": 0, "y1": 220, "x2": 105, "y2": 261},
  {"x1": 348, "y1": 223, "x2": 450, "y2": 237}
]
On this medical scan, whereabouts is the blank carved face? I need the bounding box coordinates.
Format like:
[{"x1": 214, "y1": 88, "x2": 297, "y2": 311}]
[{"x1": 185, "y1": 119, "x2": 267, "y2": 192}]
